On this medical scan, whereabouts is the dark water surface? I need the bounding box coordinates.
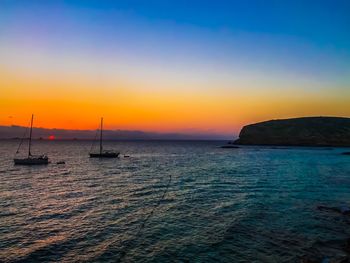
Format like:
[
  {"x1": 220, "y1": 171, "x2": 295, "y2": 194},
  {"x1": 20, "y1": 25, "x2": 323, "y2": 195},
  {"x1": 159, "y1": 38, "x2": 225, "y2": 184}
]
[{"x1": 0, "y1": 140, "x2": 350, "y2": 262}]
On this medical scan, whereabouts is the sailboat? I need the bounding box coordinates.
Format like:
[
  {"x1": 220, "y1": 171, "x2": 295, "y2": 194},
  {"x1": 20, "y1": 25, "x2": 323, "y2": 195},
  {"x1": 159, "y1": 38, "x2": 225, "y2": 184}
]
[
  {"x1": 89, "y1": 118, "x2": 120, "y2": 158},
  {"x1": 14, "y1": 114, "x2": 49, "y2": 165}
]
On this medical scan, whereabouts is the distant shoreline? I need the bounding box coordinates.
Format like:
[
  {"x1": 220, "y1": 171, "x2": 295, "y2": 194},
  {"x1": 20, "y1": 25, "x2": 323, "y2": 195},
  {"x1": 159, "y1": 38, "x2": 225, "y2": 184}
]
[
  {"x1": 0, "y1": 138, "x2": 229, "y2": 142},
  {"x1": 0, "y1": 125, "x2": 232, "y2": 141}
]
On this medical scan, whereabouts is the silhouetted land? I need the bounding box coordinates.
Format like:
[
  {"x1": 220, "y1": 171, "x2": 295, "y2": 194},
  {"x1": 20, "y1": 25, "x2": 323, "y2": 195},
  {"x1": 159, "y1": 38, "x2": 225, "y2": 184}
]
[
  {"x1": 234, "y1": 117, "x2": 350, "y2": 147},
  {"x1": 0, "y1": 125, "x2": 229, "y2": 141}
]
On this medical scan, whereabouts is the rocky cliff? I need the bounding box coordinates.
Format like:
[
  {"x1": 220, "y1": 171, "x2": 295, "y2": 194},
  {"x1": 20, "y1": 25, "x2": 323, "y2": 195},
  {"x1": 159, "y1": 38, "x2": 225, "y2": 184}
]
[{"x1": 234, "y1": 117, "x2": 350, "y2": 146}]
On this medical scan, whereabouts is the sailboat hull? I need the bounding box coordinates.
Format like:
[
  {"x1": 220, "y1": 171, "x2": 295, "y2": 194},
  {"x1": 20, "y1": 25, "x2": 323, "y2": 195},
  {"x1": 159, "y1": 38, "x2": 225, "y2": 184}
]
[
  {"x1": 14, "y1": 156, "x2": 49, "y2": 165},
  {"x1": 89, "y1": 152, "x2": 120, "y2": 158}
]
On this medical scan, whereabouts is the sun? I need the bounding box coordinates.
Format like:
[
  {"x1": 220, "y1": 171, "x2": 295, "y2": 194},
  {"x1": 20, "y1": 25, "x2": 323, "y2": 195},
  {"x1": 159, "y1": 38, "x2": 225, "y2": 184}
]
[{"x1": 48, "y1": 135, "x2": 55, "y2": 140}]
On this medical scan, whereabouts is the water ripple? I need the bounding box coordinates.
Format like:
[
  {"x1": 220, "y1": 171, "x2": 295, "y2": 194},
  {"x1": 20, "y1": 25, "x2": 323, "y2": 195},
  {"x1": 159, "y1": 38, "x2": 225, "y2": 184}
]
[{"x1": 0, "y1": 141, "x2": 349, "y2": 262}]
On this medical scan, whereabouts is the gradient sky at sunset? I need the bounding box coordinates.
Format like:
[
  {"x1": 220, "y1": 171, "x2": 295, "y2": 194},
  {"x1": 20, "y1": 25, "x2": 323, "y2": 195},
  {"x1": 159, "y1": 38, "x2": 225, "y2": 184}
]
[{"x1": 1, "y1": 0, "x2": 349, "y2": 136}]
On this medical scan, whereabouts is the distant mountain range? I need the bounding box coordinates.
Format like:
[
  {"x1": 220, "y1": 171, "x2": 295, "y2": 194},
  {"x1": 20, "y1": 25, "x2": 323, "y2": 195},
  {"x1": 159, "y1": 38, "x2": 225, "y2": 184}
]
[{"x1": 0, "y1": 125, "x2": 231, "y2": 140}]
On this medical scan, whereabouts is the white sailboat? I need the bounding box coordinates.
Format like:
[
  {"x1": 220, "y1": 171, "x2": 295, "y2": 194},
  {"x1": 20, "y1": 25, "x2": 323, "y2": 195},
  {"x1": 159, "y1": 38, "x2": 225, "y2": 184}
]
[{"x1": 14, "y1": 114, "x2": 49, "y2": 165}]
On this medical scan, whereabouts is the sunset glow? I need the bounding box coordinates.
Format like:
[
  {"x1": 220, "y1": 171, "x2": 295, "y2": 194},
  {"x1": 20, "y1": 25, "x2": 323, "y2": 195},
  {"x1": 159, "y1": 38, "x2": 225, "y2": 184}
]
[{"x1": 1, "y1": 1, "x2": 349, "y2": 136}]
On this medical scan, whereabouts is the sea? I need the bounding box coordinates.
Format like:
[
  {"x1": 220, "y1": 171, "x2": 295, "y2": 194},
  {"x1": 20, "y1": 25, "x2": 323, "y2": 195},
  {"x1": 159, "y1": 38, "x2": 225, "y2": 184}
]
[{"x1": 0, "y1": 140, "x2": 350, "y2": 262}]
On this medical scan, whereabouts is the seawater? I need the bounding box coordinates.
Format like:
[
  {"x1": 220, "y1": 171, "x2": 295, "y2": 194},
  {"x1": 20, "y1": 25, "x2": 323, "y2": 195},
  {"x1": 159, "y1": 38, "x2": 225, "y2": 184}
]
[{"x1": 0, "y1": 140, "x2": 350, "y2": 262}]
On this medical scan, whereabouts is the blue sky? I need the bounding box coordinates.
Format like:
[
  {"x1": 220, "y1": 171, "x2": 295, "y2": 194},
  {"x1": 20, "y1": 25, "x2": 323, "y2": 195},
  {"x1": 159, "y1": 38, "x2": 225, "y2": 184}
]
[{"x1": 0, "y1": 0, "x2": 349, "y2": 134}]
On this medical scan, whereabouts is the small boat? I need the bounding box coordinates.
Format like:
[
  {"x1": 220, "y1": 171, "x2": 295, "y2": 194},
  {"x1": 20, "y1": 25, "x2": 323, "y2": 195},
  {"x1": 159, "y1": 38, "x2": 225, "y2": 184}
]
[
  {"x1": 14, "y1": 114, "x2": 49, "y2": 165},
  {"x1": 342, "y1": 151, "x2": 350, "y2": 155},
  {"x1": 220, "y1": 145, "x2": 240, "y2": 149},
  {"x1": 89, "y1": 118, "x2": 120, "y2": 158},
  {"x1": 220, "y1": 140, "x2": 240, "y2": 149}
]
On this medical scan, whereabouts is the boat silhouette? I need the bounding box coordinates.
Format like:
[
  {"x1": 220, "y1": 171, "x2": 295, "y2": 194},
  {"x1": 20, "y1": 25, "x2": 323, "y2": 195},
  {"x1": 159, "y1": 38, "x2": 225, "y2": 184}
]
[
  {"x1": 14, "y1": 114, "x2": 49, "y2": 165},
  {"x1": 89, "y1": 118, "x2": 120, "y2": 158}
]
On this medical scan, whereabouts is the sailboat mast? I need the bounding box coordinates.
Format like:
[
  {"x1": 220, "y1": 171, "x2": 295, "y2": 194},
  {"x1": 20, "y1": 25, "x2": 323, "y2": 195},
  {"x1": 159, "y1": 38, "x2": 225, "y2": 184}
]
[
  {"x1": 100, "y1": 117, "x2": 103, "y2": 154},
  {"x1": 28, "y1": 114, "x2": 34, "y2": 157}
]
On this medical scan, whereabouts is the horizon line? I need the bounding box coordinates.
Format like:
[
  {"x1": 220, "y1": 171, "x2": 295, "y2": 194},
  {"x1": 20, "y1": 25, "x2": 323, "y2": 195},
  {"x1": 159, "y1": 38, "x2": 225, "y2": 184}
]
[{"x1": 0, "y1": 124, "x2": 235, "y2": 140}]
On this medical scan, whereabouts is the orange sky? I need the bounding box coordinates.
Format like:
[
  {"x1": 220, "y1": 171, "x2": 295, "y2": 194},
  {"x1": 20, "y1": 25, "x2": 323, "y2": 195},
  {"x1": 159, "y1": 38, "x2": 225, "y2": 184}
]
[
  {"x1": 1, "y1": 1, "x2": 349, "y2": 136},
  {"x1": 1, "y1": 65, "x2": 349, "y2": 135}
]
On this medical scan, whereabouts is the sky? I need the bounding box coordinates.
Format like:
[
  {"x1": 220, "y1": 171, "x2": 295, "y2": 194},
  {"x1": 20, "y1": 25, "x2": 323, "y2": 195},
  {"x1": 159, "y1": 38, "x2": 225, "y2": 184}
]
[{"x1": 1, "y1": 0, "x2": 349, "y2": 136}]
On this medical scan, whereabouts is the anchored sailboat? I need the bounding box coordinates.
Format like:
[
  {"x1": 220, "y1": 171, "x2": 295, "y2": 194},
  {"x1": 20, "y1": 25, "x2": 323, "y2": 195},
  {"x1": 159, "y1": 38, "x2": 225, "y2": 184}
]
[
  {"x1": 89, "y1": 118, "x2": 120, "y2": 158},
  {"x1": 14, "y1": 114, "x2": 49, "y2": 165}
]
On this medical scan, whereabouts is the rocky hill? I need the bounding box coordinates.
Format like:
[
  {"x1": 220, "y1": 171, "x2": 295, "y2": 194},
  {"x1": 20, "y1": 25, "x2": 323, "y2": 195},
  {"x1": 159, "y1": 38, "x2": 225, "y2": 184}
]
[{"x1": 234, "y1": 117, "x2": 350, "y2": 146}]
